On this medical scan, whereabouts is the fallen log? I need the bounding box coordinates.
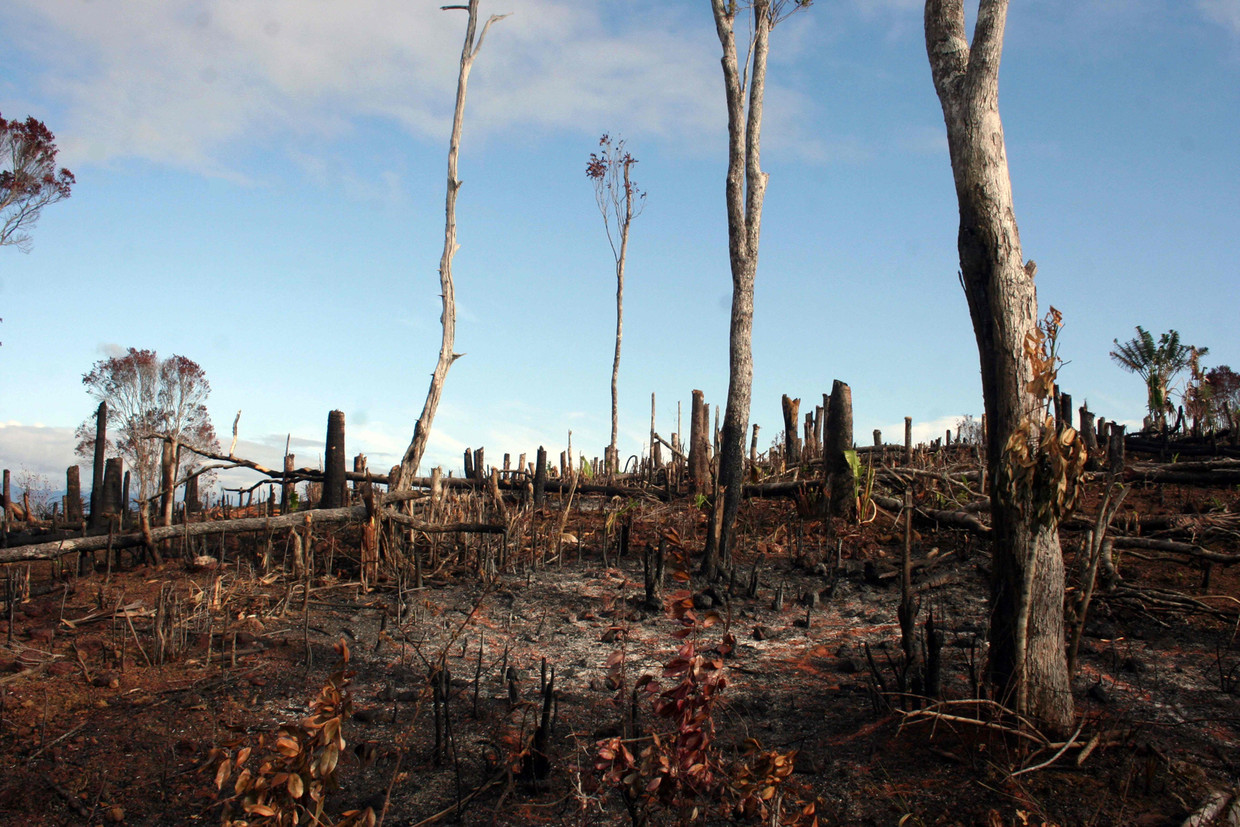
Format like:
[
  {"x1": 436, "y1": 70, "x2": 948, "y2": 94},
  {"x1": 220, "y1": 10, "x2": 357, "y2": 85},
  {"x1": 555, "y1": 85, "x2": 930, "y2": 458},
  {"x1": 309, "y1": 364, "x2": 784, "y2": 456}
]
[
  {"x1": 1123, "y1": 436, "x2": 1240, "y2": 459},
  {"x1": 871, "y1": 495, "x2": 991, "y2": 535},
  {"x1": 1110, "y1": 535, "x2": 1240, "y2": 565},
  {"x1": 0, "y1": 500, "x2": 505, "y2": 565},
  {"x1": 1110, "y1": 511, "x2": 1240, "y2": 536},
  {"x1": 1125, "y1": 468, "x2": 1240, "y2": 486}
]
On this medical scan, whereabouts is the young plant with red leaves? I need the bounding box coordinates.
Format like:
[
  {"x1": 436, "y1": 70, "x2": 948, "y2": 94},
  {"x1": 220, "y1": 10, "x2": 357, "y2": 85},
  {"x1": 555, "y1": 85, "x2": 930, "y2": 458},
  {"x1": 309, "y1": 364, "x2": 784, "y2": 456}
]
[{"x1": 596, "y1": 570, "x2": 814, "y2": 825}]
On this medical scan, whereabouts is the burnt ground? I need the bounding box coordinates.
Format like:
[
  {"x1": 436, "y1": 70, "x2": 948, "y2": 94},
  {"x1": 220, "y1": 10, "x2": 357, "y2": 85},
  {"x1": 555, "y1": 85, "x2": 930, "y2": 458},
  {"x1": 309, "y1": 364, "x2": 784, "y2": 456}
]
[{"x1": 0, "y1": 459, "x2": 1238, "y2": 827}]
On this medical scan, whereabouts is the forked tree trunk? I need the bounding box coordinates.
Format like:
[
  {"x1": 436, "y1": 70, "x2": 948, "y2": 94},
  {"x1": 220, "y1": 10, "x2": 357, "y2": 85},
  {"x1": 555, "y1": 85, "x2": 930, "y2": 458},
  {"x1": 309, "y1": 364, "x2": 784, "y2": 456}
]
[
  {"x1": 703, "y1": 0, "x2": 774, "y2": 580},
  {"x1": 398, "y1": 0, "x2": 507, "y2": 485},
  {"x1": 925, "y1": 0, "x2": 1073, "y2": 732}
]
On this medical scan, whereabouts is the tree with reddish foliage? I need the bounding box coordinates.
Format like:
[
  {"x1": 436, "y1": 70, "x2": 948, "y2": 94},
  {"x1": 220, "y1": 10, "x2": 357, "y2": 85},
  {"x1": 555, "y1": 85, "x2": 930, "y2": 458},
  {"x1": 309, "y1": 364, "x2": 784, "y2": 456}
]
[
  {"x1": 76, "y1": 349, "x2": 219, "y2": 516},
  {"x1": 587, "y1": 133, "x2": 645, "y2": 474},
  {"x1": 1, "y1": 112, "x2": 75, "y2": 253},
  {"x1": 1205, "y1": 365, "x2": 1240, "y2": 433}
]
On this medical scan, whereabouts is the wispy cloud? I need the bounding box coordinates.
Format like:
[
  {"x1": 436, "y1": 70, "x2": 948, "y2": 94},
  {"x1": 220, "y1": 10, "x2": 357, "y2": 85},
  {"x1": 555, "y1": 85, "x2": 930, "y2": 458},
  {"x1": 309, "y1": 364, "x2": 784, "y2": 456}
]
[
  {"x1": 0, "y1": 423, "x2": 80, "y2": 482},
  {"x1": 1198, "y1": 0, "x2": 1240, "y2": 34},
  {"x1": 2, "y1": 0, "x2": 734, "y2": 179}
]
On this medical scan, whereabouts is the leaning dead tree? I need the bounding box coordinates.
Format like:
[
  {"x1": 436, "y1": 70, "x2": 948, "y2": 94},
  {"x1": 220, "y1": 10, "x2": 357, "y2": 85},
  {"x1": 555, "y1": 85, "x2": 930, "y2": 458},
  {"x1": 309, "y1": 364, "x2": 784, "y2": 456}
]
[
  {"x1": 398, "y1": 1, "x2": 507, "y2": 485},
  {"x1": 925, "y1": 0, "x2": 1075, "y2": 732}
]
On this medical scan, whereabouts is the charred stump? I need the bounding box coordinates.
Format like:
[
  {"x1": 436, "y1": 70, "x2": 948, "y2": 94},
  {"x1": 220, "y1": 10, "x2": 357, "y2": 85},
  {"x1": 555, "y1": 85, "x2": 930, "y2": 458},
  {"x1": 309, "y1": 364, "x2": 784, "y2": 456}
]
[{"x1": 321, "y1": 410, "x2": 347, "y2": 509}]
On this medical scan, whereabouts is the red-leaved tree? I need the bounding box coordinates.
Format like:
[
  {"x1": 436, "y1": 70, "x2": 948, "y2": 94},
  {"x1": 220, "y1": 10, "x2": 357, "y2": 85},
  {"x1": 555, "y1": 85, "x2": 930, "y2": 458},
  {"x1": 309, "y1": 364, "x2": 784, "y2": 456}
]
[
  {"x1": 76, "y1": 349, "x2": 219, "y2": 514},
  {"x1": 1, "y1": 112, "x2": 75, "y2": 252}
]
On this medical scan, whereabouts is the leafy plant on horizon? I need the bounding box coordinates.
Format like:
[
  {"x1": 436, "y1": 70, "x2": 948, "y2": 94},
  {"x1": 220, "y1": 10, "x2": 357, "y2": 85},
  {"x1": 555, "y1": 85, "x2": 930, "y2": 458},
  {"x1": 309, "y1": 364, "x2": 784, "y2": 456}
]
[
  {"x1": 1110, "y1": 326, "x2": 1207, "y2": 432},
  {"x1": 75, "y1": 348, "x2": 221, "y2": 509},
  {"x1": 955, "y1": 414, "x2": 984, "y2": 446},
  {"x1": 1204, "y1": 365, "x2": 1240, "y2": 433}
]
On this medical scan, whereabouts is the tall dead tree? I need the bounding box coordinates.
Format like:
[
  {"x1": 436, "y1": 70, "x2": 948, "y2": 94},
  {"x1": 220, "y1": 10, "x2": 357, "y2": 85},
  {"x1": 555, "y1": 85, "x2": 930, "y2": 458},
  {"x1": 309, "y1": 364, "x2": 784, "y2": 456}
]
[
  {"x1": 587, "y1": 135, "x2": 645, "y2": 474},
  {"x1": 398, "y1": 1, "x2": 507, "y2": 484},
  {"x1": 925, "y1": 0, "x2": 1073, "y2": 732},
  {"x1": 702, "y1": 0, "x2": 811, "y2": 580}
]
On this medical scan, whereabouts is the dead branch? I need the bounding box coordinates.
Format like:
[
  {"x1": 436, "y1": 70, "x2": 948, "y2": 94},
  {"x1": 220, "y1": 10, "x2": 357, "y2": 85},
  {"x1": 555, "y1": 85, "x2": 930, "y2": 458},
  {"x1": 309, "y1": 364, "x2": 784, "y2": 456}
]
[
  {"x1": 871, "y1": 494, "x2": 991, "y2": 535},
  {"x1": 1111, "y1": 535, "x2": 1240, "y2": 565}
]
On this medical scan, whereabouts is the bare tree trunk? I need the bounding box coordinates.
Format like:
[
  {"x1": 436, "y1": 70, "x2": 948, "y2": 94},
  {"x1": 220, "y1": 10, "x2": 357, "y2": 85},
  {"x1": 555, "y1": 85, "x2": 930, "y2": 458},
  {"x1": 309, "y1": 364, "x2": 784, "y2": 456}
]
[
  {"x1": 159, "y1": 438, "x2": 176, "y2": 527},
  {"x1": 925, "y1": 0, "x2": 1073, "y2": 733},
  {"x1": 608, "y1": 163, "x2": 634, "y2": 475},
  {"x1": 398, "y1": 0, "x2": 507, "y2": 484},
  {"x1": 703, "y1": 0, "x2": 774, "y2": 580}
]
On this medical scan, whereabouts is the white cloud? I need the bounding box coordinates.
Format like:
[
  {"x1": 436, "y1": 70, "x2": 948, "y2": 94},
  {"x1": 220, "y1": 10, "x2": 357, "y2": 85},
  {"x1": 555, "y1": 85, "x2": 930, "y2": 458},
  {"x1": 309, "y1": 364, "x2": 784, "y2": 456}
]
[
  {"x1": 0, "y1": 422, "x2": 81, "y2": 483},
  {"x1": 876, "y1": 414, "x2": 976, "y2": 448},
  {"x1": 5, "y1": 0, "x2": 736, "y2": 178},
  {"x1": 1198, "y1": 0, "x2": 1240, "y2": 34}
]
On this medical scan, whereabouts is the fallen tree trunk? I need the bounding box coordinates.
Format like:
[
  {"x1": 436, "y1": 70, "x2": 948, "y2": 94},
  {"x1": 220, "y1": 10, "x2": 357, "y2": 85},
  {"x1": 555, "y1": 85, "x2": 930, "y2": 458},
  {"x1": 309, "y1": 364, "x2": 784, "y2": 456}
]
[
  {"x1": 0, "y1": 498, "x2": 505, "y2": 565},
  {"x1": 871, "y1": 494, "x2": 991, "y2": 535},
  {"x1": 1110, "y1": 535, "x2": 1240, "y2": 565},
  {"x1": 1125, "y1": 468, "x2": 1240, "y2": 486},
  {"x1": 1124, "y1": 436, "x2": 1240, "y2": 459}
]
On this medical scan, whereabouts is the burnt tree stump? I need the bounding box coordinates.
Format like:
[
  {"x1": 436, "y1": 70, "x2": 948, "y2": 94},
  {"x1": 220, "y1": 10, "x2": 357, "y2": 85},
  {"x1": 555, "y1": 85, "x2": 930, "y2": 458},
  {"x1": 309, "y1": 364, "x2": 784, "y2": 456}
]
[
  {"x1": 66, "y1": 465, "x2": 84, "y2": 524},
  {"x1": 825, "y1": 380, "x2": 856, "y2": 521},
  {"x1": 321, "y1": 410, "x2": 347, "y2": 509},
  {"x1": 88, "y1": 401, "x2": 107, "y2": 529},
  {"x1": 781, "y1": 394, "x2": 801, "y2": 466}
]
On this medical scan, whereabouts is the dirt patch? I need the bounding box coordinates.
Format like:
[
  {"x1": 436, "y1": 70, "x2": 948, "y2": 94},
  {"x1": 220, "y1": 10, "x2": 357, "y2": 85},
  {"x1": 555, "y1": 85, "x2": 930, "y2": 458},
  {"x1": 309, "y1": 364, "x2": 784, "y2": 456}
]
[{"x1": 0, "y1": 466, "x2": 1237, "y2": 826}]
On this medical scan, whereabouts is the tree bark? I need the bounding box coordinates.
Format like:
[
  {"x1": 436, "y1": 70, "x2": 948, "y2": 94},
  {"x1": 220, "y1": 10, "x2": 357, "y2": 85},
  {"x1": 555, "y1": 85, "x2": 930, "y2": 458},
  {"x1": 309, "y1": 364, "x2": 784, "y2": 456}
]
[
  {"x1": 89, "y1": 401, "x2": 107, "y2": 529},
  {"x1": 925, "y1": 0, "x2": 1073, "y2": 732},
  {"x1": 66, "y1": 466, "x2": 83, "y2": 524},
  {"x1": 825, "y1": 380, "x2": 856, "y2": 521},
  {"x1": 608, "y1": 161, "x2": 634, "y2": 475},
  {"x1": 184, "y1": 473, "x2": 200, "y2": 515},
  {"x1": 101, "y1": 458, "x2": 124, "y2": 519},
  {"x1": 689, "y1": 390, "x2": 711, "y2": 497},
  {"x1": 703, "y1": 0, "x2": 777, "y2": 580},
  {"x1": 781, "y1": 395, "x2": 801, "y2": 467},
  {"x1": 398, "y1": 0, "x2": 506, "y2": 484},
  {"x1": 322, "y1": 410, "x2": 347, "y2": 509},
  {"x1": 533, "y1": 446, "x2": 547, "y2": 507}
]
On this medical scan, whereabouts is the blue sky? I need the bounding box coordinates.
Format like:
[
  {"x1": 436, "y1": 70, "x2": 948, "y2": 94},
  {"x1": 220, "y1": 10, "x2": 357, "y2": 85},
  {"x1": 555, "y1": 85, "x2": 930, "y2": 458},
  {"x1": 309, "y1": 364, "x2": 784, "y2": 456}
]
[{"x1": 1, "y1": 0, "x2": 1238, "y2": 496}]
